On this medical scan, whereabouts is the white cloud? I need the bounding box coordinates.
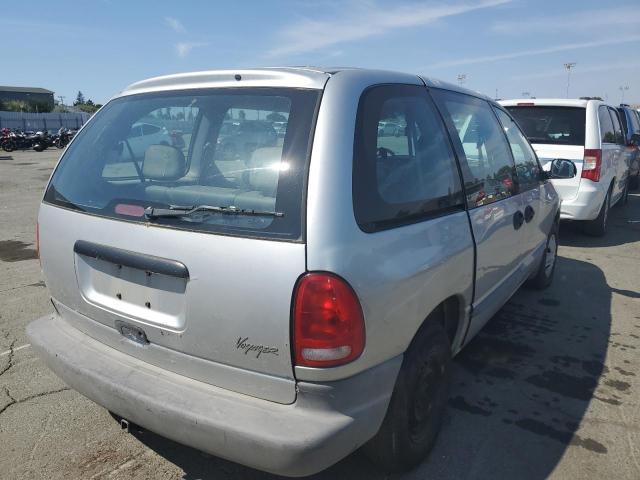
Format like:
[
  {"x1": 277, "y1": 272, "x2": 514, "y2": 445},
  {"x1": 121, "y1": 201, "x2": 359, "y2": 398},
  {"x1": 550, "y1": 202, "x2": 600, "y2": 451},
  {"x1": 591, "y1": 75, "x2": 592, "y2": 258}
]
[
  {"x1": 267, "y1": 0, "x2": 511, "y2": 57},
  {"x1": 427, "y1": 35, "x2": 640, "y2": 69},
  {"x1": 175, "y1": 42, "x2": 208, "y2": 58},
  {"x1": 165, "y1": 16, "x2": 186, "y2": 34},
  {"x1": 492, "y1": 6, "x2": 639, "y2": 35}
]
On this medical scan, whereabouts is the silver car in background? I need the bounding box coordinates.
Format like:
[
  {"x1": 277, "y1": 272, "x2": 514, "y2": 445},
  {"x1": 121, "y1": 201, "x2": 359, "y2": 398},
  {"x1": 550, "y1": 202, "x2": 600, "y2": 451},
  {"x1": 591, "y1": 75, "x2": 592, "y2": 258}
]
[{"x1": 27, "y1": 68, "x2": 574, "y2": 476}]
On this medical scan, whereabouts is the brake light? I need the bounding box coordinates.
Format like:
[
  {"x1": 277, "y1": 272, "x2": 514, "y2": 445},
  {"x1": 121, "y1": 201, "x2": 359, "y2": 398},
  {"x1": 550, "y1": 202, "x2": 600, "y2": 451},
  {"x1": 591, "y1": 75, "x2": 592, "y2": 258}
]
[
  {"x1": 517, "y1": 102, "x2": 535, "y2": 106},
  {"x1": 581, "y1": 149, "x2": 602, "y2": 182},
  {"x1": 293, "y1": 272, "x2": 365, "y2": 367}
]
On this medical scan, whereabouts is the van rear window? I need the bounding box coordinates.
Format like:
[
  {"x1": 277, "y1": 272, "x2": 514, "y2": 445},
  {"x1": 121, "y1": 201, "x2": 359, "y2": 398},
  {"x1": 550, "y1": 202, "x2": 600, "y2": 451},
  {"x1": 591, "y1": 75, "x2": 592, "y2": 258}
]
[
  {"x1": 44, "y1": 88, "x2": 321, "y2": 241},
  {"x1": 505, "y1": 106, "x2": 586, "y2": 146}
]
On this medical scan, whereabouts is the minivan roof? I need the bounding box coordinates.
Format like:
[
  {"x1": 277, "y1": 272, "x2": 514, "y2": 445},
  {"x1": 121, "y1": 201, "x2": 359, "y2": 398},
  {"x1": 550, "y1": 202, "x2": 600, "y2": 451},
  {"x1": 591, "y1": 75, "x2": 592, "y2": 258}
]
[
  {"x1": 499, "y1": 98, "x2": 593, "y2": 108},
  {"x1": 118, "y1": 67, "x2": 495, "y2": 103}
]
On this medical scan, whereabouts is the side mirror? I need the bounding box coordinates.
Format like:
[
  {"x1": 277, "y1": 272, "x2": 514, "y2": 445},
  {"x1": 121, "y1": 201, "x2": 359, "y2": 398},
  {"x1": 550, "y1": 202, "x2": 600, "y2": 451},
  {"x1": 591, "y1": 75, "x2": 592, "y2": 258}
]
[
  {"x1": 546, "y1": 158, "x2": 577, "y2": 180},
  {"x1": 630, "y1": 133, "x2": 640, "y2": 146}
]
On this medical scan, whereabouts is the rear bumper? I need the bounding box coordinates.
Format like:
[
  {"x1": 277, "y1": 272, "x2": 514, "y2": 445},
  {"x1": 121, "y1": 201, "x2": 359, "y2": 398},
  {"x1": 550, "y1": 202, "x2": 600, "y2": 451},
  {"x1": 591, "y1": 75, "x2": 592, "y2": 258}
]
[
  {"x1": 27, "y1": 314, "x2": 401, "y2": 477},
  {"x1": 559, "y1": 180, "x2": 607, "y2": 221}
]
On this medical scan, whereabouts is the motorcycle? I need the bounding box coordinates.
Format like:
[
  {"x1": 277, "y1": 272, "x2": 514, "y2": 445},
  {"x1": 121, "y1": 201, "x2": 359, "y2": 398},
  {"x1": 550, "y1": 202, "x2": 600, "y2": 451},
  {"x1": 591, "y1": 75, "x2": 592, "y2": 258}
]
[
  {"x1": 1, "y1": 129, "x2": 27, "y2": 152},
  {"x1": 32, "y1": 130, "x2": 50, "y2": 152},
  {"x1": 55, "y1": 128, "x2": 75, "y2": 149},
  {"x1": 0, "y1": 128, "x2": 12, "y2": 152}
]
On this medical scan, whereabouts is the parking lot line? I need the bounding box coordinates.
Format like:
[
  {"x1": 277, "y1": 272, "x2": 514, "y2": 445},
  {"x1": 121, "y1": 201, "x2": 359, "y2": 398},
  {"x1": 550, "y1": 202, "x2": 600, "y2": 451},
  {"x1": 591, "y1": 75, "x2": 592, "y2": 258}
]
[{"x1": 0, "y1": 343, "x2": 31, "y2": 357}]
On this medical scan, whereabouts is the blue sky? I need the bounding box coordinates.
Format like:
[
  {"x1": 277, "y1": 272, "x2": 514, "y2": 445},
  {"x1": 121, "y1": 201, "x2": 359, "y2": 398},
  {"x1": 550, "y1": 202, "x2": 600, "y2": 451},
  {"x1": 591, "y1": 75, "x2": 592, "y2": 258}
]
[{"x1": 4, "y1": 0, "x2": 640, "y2": 105}]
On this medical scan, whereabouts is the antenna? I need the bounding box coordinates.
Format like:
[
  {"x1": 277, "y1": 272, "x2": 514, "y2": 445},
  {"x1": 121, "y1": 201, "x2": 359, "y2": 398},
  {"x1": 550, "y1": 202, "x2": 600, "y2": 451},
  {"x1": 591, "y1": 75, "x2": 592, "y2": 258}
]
[{"x1": 619, "y1": 85, "x2": 629, "y2": 103}]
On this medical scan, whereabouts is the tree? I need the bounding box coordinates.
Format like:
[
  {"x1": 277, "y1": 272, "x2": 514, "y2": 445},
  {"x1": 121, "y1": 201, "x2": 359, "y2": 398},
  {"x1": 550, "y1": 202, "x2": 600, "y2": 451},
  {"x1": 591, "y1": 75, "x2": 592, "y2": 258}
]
[
  {"x1": 31, "y1": 101, "x2": 53, "y2": 113},
  {"x1": 4, "y1": 100, "x2": 29, "y2": 112},
  {"x1": 74, "y1": 91, "x2": 85, "y2": 106},
  {"x1": 76, "y1": 103, "x2": 100, "y2": 114}
]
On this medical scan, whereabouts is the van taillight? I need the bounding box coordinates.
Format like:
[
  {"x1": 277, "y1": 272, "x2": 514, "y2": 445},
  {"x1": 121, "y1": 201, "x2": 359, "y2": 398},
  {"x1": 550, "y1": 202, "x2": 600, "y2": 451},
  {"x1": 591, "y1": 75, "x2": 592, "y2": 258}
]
[
  {"x1": 581, "y1": 149, "x2": 602, "y2": 182},
  {"x1": 292, "y1": 273, "x2": 365, "y2": 367}
]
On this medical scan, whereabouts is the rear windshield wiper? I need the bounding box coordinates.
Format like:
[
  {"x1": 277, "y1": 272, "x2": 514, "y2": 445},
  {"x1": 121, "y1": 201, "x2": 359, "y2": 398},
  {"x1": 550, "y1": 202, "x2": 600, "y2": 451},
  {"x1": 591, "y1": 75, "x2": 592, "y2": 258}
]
[{"x1": 144, "y1": 205, "x2": 284, "y2": 219}]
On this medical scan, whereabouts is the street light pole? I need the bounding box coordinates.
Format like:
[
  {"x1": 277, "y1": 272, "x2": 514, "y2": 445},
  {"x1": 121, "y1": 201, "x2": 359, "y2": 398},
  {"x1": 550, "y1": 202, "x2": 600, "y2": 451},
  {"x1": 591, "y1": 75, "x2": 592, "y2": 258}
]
[
  {"x1": 619, "y1": 85, "x2": 629, "y2": 104},
  {"x1": 457, "y1": 74, "x2": 467, "y2": 87},
  {"x1": 564, "y1": 63, "x2": 576, "y2": 98}
]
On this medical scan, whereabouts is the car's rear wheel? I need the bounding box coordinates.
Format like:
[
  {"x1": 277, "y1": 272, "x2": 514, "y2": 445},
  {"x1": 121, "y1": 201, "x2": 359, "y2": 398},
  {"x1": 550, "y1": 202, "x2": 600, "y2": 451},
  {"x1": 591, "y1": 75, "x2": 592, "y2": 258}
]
[
  {"x1": 526, "y1": 223, "x2": 558, "y2": 290},
  {"x1": 583, "y1": 187, "x2": 611, "y2": 237},
  {"x1": 616, "y1": 179, "x2": 629, "y2": 207},
  {"x1": 362, "y1": 320, "x2": 451, "y2": 473}
]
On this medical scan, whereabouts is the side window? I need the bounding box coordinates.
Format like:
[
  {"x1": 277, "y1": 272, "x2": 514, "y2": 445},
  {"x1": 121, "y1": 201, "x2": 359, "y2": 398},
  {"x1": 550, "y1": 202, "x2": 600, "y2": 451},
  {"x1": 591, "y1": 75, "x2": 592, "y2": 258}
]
[
  {"x1": 494, "y1": 108, "x2": 541, "y2": 192},
  {"x1": 127, "y1": 125, "x2": 143, "y2": 138},
  {"x1": 599, "y1": 106, "x2": 616, "y2": 143},
  {"x1": 353, "y1": 85, "x2": 464, "y2": 232},
  {"x1": 141, "y1": 123, "x2": 161, "y2": 136},
  {"x1": 431, "y1": 89, "x2": 516, "y2": 208},
  {"x1": 630, "y1": 110, "x2": 640, "y2": 133},
  {"x1": 617, "y1": 109, "x2": 629, "y2": 136},
  {"x1": 608, "y1": 108, "x2": 625, "y2": 145}
]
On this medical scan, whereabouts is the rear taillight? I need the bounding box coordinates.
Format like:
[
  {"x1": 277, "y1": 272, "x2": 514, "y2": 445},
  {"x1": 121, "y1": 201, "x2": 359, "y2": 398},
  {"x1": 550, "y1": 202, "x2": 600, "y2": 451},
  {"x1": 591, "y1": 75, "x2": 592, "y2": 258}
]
[
  {"x1": 293, "y1": 272, "x2": 365, "y2": 367},
  {"x1": 581, "y1": 149, "x2": 602, "y2": 182}
]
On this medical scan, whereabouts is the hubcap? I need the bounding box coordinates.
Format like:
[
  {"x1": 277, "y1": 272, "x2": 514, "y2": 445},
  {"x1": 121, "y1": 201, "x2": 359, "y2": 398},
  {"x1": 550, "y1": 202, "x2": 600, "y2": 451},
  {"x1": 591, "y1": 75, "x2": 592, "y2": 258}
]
[{"x1": 544, "y1": 234, "x2": 557, "y2": 276}]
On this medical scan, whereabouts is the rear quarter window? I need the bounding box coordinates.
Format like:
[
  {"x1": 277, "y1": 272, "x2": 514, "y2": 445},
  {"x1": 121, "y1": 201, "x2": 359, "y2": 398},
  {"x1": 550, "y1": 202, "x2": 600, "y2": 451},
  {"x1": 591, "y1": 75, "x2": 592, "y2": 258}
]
[{"x1": 353, "y1": 84, "x2": 464, "y2": 232}]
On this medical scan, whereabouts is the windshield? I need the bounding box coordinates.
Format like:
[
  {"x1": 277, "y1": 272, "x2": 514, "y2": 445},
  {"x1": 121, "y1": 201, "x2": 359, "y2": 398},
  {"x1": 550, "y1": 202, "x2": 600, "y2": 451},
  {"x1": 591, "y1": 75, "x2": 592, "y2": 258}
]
[
  {"x1": 44, "y1": 88, "x2": 321, "y2": 240},
  {"x1": 505, "y1": 106, "x2": 586, "y2": 146}
]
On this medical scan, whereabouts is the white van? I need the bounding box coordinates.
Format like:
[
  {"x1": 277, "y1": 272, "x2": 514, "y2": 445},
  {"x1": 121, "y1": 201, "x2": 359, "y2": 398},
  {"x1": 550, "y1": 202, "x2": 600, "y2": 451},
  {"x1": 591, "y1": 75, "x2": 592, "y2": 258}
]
[{"x1": 500, "y1": 98, "x2": 629, "y2": 236}]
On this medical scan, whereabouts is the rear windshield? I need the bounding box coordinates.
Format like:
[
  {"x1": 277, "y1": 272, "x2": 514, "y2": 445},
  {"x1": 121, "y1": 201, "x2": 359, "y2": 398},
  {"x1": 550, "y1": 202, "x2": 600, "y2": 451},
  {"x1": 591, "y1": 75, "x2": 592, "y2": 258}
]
[
  {"x1": 505, "y1": 106, "x2": 586, "y2": 146},
  {"x1": 44, "y1": 88, "x2": 321, "y2": 241}
]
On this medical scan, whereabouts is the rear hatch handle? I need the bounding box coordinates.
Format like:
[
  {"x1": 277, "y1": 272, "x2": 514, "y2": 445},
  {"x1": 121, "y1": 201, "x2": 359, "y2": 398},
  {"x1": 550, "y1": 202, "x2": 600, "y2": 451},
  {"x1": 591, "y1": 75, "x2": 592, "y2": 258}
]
[{"x1": 74, "y1": 240, "x2": 189, "y2": 279}]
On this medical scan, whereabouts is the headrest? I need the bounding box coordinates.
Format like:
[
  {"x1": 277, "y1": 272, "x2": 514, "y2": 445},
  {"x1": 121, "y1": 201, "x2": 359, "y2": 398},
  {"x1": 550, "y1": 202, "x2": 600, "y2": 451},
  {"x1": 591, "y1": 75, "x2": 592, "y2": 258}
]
[
  {"x1": 142, "y1": 144, "x2": 186, "y2": 181},
  {"x1": 248, "y1": 147, "x2": 283, "y2": 195}
]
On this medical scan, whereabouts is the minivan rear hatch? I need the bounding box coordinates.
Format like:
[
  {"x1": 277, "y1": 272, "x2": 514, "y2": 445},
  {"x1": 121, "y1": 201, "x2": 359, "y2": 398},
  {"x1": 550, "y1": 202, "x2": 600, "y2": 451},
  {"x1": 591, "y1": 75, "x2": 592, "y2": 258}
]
[
  {"x1": 39, "y1": 86, "x2": 322, "y2": 404},
  {"x1": 506, "y1": 105, "x2": 586, "y2": 201}
]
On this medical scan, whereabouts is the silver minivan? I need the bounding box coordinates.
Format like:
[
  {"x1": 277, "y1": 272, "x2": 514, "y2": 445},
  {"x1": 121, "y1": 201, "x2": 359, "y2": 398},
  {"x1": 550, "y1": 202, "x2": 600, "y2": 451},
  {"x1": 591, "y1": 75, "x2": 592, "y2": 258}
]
[{"x1": 27, "y1": 68, "x2": 575, "y2": 476}]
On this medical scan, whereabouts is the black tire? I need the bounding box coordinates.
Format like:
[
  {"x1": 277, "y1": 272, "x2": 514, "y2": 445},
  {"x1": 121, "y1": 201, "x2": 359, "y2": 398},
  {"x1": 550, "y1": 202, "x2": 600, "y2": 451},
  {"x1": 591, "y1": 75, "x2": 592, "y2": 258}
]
[
  {"x1": 2, "y1": 140, "x2": 14, "y2": 152},
  {"x1": 526, "y1": 222, "x2": 558, "y2": 290},
  {"x1": 582, "y1": 187, "x2": 611, "y2": 237},
  {"x1": 33, "y1": 144, "x2": 44, "y2": 152},
  {"x1": 362, "y1": 321, "x2": 451, "y2": 473},
  {"x1": 616, "y1": 179, "x2": 629, "y2": 207},
  {"x1": 629, "y1": 174, "x2": 639, "y2": 191}
]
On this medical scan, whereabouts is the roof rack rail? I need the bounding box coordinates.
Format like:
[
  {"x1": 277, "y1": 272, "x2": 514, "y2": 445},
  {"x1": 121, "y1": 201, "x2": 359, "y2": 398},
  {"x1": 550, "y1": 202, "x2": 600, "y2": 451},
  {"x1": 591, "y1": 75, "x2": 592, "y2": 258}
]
[
  {"x1": 579, "y1": 96, "x2": 604, "y2": 101},
  {"x1": 620, "y1": 103, "x2": 630, "y2": 107}
]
